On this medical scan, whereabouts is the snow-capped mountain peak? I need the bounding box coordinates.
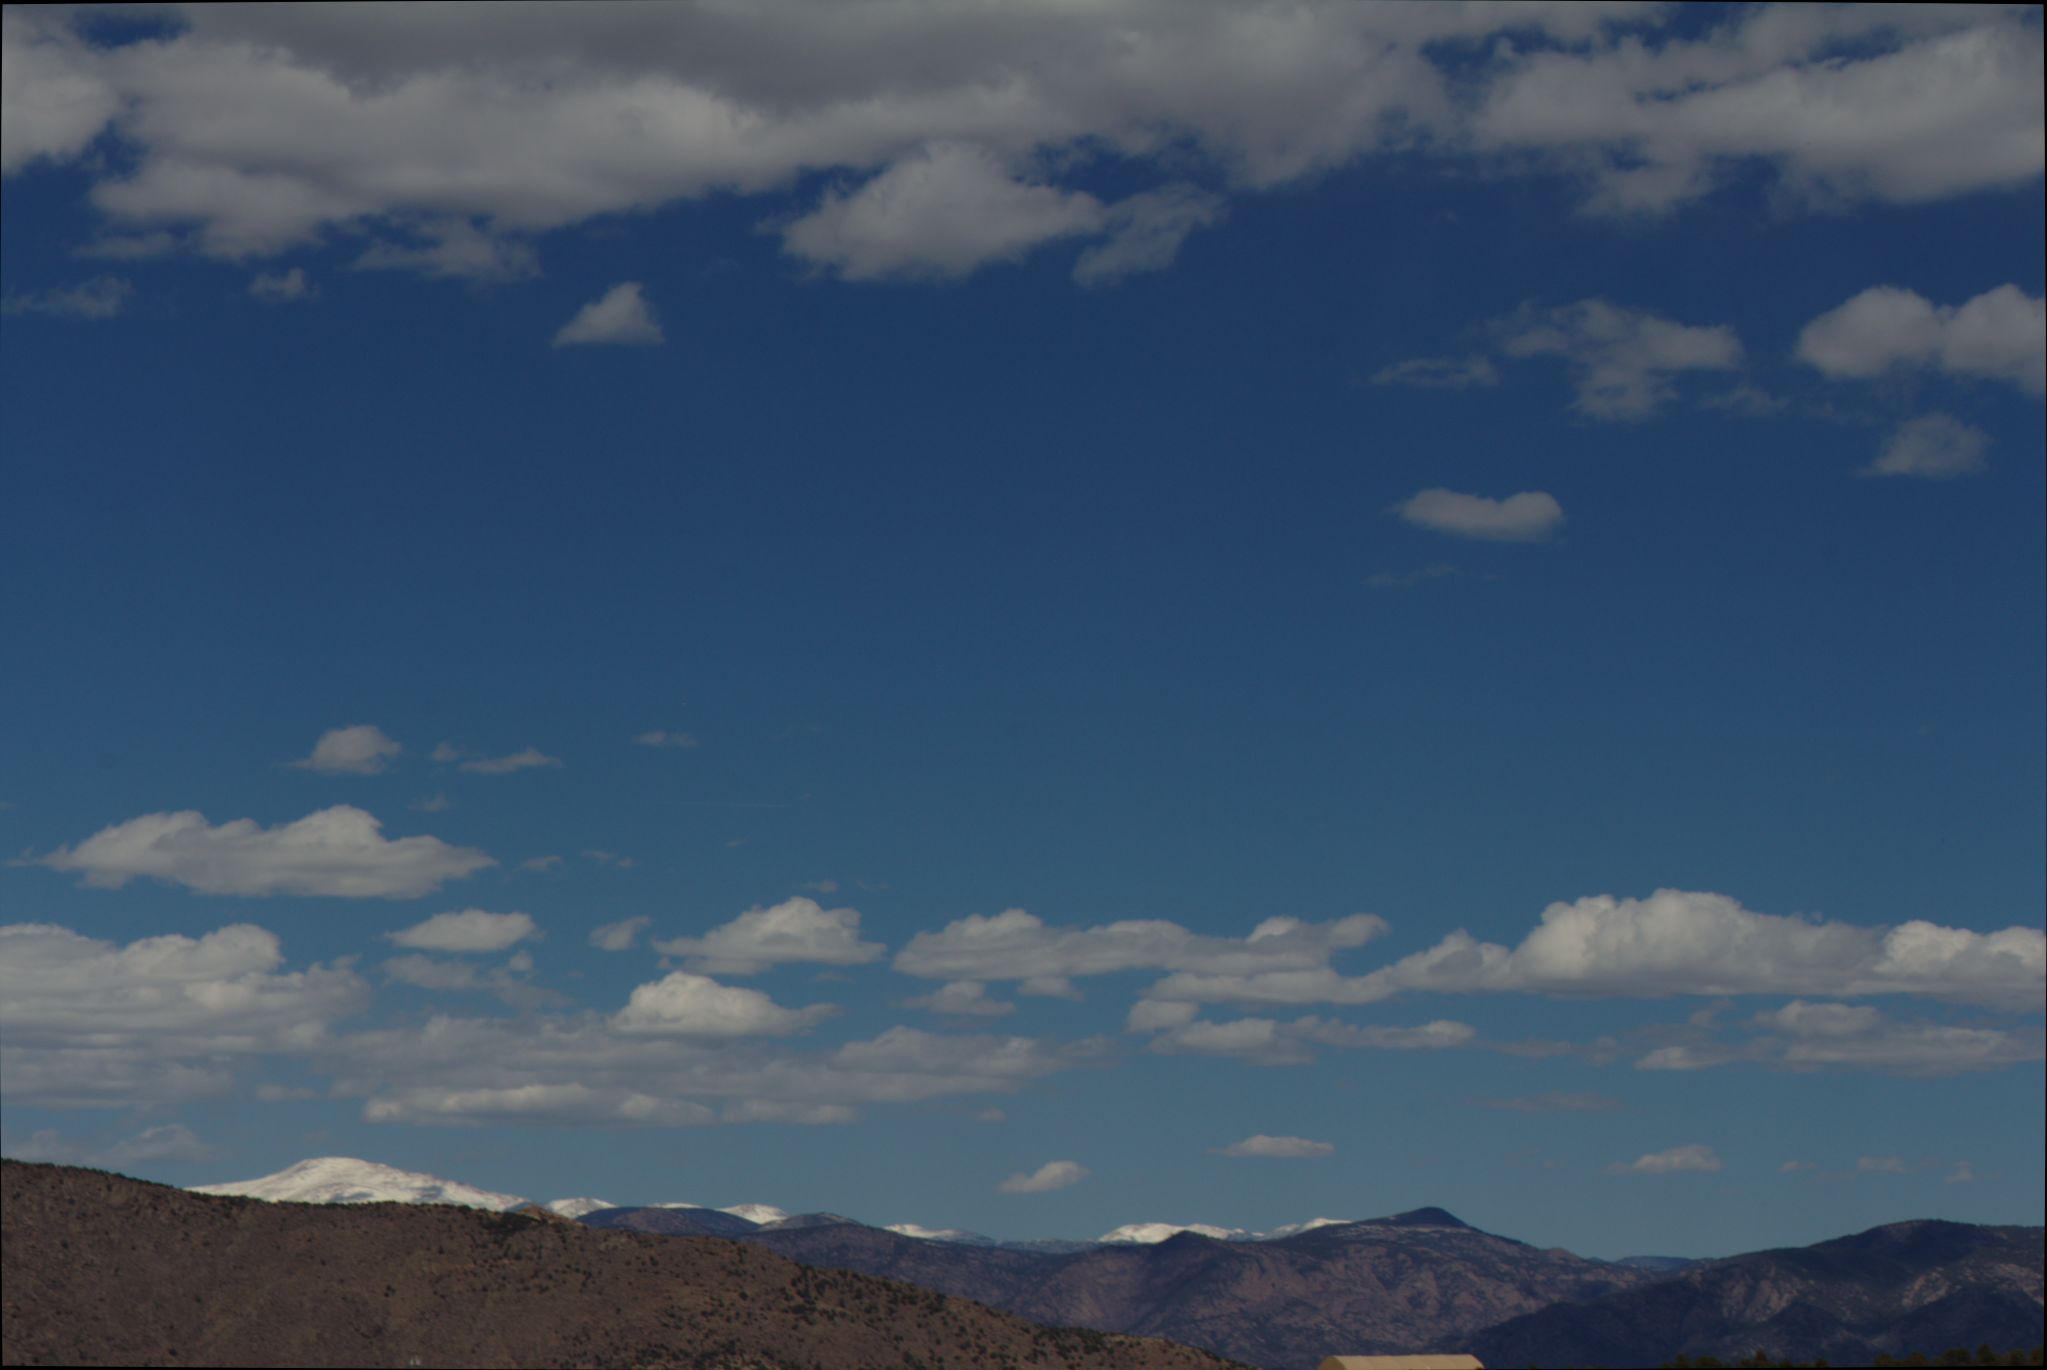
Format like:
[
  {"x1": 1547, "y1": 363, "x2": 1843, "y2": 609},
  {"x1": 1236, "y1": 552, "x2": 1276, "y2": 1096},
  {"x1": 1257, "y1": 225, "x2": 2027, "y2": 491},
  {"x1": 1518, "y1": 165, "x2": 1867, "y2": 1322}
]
[
  {"x1": 719, "y1": 1203, "x2": 789, "y2": 1226},
  {"x1": 1096, "y1": 1221, "x2": 1248, "y2": 1244},
  {"x1": 543, "y1": 1196, "x2": 616, "y2": 1219},
  {"x1": 190, "y1": 1157, "x2": 526, "y2": 1211}
]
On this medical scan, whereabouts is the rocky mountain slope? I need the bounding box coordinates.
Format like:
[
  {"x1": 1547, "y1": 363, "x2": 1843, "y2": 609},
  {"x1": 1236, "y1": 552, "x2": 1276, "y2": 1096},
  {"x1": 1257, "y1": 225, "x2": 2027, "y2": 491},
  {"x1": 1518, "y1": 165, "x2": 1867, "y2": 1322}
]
[
  {"x1": 728, "y1": 1205, "x2": 1651, "y2": 1368},
  {"x1": 1, "y1": 1160, "x2": 1246, "y2": 1369},
  {"x1": 1468, "y1": 1217, "x2": 2045, "y2": 1369}
]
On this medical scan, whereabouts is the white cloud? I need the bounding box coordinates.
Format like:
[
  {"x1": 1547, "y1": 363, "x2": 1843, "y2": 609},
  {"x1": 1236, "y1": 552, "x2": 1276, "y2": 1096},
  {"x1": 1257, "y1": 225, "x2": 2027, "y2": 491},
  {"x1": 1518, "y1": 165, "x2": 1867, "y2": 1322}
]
[
  {"x1": 1126, "y1": 999, "x2": 1199, "y2": 1033},
  {"x1": 613, "y1": 971, "x2": 836, "y2": 1036},
  {"x1": 357, "y1": 218, "x2": 538, "y2": 281},
  {"x1": 1147, "y1": 890, "x2": 2047, "y2": 1013},
  {"x1": 459, "y1": 746, "x2": 562, "y2": 775},
  {"x1": 1863, "y1": 414, "x2": 1991, "y2": 480},
  {"x1": 0, "y1": 921, "x2": 367, "y2": 1107},
  {"x1": 27, "y1": 805, "x2": 495, "y2": 898},
  {"x1": 1396, "y1": 488, "x2": 1563, "y2": 543},
  {"x1": 590, "y1": 916, "x2": 652, "y2": 952},
  {"x1": 1498, "y1": 299, "x2": 1743, "y2": 419},
  {"x1": 1371, "y1": 356, "x2": 1501, "y2": 389},
  {"x1": 5, "y1": 6, "x2": 2033, "y2": 286},
  {"x1": 411, "y1": 793, "x2": 451, "y2": 813},
  {"x1": 895, "y1": 908, "x2": 1386, "y2": 984},
  {"x1": 1610, "y1": 1143, "x2": 1722, "y2": 1175},
  {"x1": 1471, "y1": 10, "x2": 2044, "y2": 213},
  {"x1": 1799, "y1": 284, "x2": 2046, "y2": 396},
  {"x1": 996, "y1": 1159, "x2": 1088, "y2": 1194},
  {"x1": 903, "y1": 980, "x2": 1015, "y2": 1018},
  {"x1": 309, "y1": 1009, "x2": 1090, "y2": 1127},
  {"x1": 290, "y1": 724, "x2": 401, "y2": 775},
  {"x1": 1857, "y1": 1155, "x2": 1908, "y2": 1175},
  {"x1": 654, "y1": 897, "x2": 885, "y2": 975},
  {"x1": 554, "y1": 281, "x2": 664, "y2": 346},
  {"x1": 1140, "y1": 1011, "x2": 1473, "y2": 1066},
  {"x1": 780, "y1": 142, "x2": 1107, "y2": 281},
  {"x1": 1071, "y1": 183, "x2": 1226, "y2": 286},
  {"x1": 1636, "y1": 1000, "x2": 2045, "y2": 1076},
  {"x1": 1945, "y1": 1161, "x2": 1975, "y2": 1184},
  {"x1": 386, "y1": 909, "x2": 537, "y2": 953},
  {"x1": 1217, "y1": 1134, "x2": 1334, "y2": 1159},
  {"x1": 0, "y1": 275, "x2": 132, "y2": 319},
  {"x1": 634, "y1": 730, "x2": 700, "y2": 749},
  {"x1": 248, "y1": 266, "x2": 313, "y2": 302},
  {"x1": 0, "y1": 8, "x2": 123, "y2": 173}
]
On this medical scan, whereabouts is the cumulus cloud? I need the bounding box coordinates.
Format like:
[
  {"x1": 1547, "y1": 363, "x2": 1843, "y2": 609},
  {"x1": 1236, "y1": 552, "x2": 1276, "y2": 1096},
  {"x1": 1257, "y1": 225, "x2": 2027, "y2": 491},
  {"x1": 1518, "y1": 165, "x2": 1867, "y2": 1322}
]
[
  {"x1": 0, "y1": 8, "x2": 124, "y2": 173},
  {"x1": 1498, "y1": 299, "x2": 1743, "y2": 418},
  {"x1": 386, "y1": 909, "x2": 538, "y2": 953},
  {"x1": 903, "y1": 980, "x2": 1016, "y2": 1018},
  {"x1": 290, "y1": 724, "x2": 401, "y2": 775},
  {"x1": 1371, "y1": 356, "x2": 1501, "y2": 390},
  {"x1": 654, "y1": 897, "x2": 885, "y2": 975},
  {"x1": 1635, "y1": 1000, "x2": 2044, "y2": 1076},
  {"x1": 0, "y1": 275, "x2": 132, "y2": 319},
  {"x1": 780, "y1": 142, "x2": 1107, "y2": 281},
  {"x1": 1146, "y1": 890, "x2": 2046, "y2": 1013},
  {"x1": 4, "y1": 6, "x2": 2035, "y2": 284},
  {"x1": 1863, "y1": 413, "x2": 1991, "y2": 480},
  {"x1": 1798, "y1": 284, "x2": 2046, "y2": 396},
  {"x1": 357, "y1": 218, "x2": 538, "y2": 281},
  {"x1": 0, "y1": 921, "x2": 368, "y2": 1106},
  {"x1": 1071, "y1": 184, "x2": 1226, "y2": 286},
  {"x1": 321, "y1": 1011, "x2": 1087, "y2": 1128},
  {"x1": 26, "y1": 805, "x2": 495, "y2": 898},
  {"x1": 1396, "y1": 488, "x2": 1563, "y2": 542},
  {"x1": 895, "y1": 909, "x2": 1386, "y2": 985},
  {"x1": 590, "y1": 916, "x2": 652, "y2": 952},
  {"x1": 1471, "y1": 9, "x2": 2044, "y2": 213},
  {"x1": 613, "y1": 971, "x2": 836, "y2": 1036},
  {"x1": 996, "y1": 1159, "x2": 1088, "y2": 1194},
  {"x1": 554, "y1": 281, "x2": 663, "y2": 346},
  {"x1": 1217, "y1": 1134, "x2": 1334, "y2": 1158},
  {"x1": 1610, "y1": 1143, "x2": 1722, "y2": 1175},
  {"x1": 1139, "y1": 1011, "x2": 1474, "y2": 1065},
  {"x1": 458, "y1": 747, "x2": 562, "y2": 775}
]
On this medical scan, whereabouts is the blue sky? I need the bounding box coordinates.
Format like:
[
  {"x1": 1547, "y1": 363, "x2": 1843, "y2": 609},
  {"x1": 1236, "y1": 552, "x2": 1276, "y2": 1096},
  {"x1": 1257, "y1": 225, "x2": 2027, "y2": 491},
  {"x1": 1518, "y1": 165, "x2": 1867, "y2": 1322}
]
[{"x1": 2, "y1": 1, "x2": 2042, "y2": 1260}]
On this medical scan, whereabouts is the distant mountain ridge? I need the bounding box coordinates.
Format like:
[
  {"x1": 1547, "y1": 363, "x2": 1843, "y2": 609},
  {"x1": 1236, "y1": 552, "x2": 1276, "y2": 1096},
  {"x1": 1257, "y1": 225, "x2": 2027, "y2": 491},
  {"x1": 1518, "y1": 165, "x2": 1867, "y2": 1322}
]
[
  {"x1": 184, "y1": 1155, "x2": 1425, "y2": 1249},
  {"x1": 1469, "y1": 1217, "x2": 2046, "y2": 1369},
  {"x1": 174, "y1": 1156, "x2": 2044, "y2": 1370}
]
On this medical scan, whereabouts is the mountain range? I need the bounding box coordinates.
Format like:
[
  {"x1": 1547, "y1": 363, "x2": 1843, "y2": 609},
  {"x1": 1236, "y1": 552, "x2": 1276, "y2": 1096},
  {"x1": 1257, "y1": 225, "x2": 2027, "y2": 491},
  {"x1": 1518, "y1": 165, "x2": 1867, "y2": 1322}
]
[
  {"x1": 3, "y1": 1160, "x2": 1243, "y2": 1370},
  {"x1": 120, "y1": 1156, "x2": 2047, "y2": 1367}
]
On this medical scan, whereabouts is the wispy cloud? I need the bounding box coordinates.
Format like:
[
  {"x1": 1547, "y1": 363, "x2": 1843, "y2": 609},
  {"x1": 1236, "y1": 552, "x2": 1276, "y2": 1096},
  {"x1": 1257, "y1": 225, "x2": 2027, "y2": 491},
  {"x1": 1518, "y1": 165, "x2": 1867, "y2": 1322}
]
[{"x1": 996, "y1": 1160, "x2": 1089, "y2": 1194}]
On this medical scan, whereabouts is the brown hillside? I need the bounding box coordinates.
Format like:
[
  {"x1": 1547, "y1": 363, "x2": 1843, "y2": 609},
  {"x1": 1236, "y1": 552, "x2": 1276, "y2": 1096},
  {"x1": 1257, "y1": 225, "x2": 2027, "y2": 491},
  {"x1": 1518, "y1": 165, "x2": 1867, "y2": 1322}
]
[{"x1": 0, "y1": 1161, "x2": 1248, "y2": 1369}]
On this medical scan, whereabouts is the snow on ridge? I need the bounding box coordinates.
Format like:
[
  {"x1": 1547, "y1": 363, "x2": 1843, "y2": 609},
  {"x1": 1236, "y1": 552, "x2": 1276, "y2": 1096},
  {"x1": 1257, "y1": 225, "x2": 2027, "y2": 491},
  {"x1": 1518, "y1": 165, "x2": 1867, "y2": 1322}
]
[
  {"x1": 885, "y1": 1222, "x2": 989, "y2": 1242},
  {"x1": 1259, "y1": 1217, "x2": 1351, "y2": 1238},
  {"x1": 1097, "y1": 1221, "x2": 1247, "y2": 1244},
  {"x1": 544, "y1": 1196, "x2": 616, "y2": 1219},
  {"x1": 720, "y1": 1203, "x2": 789, "y2": 1225},
  {"x1": 191, "y1": 1157, "x2": 526, "y2": 1211}
]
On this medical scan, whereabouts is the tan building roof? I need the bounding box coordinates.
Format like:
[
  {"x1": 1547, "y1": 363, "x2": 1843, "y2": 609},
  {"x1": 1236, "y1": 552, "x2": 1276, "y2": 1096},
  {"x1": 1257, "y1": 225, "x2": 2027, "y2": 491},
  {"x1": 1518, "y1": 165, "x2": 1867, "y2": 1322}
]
[{"x1": 1316, "y1": 1357, "x2": 1484, "y2": 1370}]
